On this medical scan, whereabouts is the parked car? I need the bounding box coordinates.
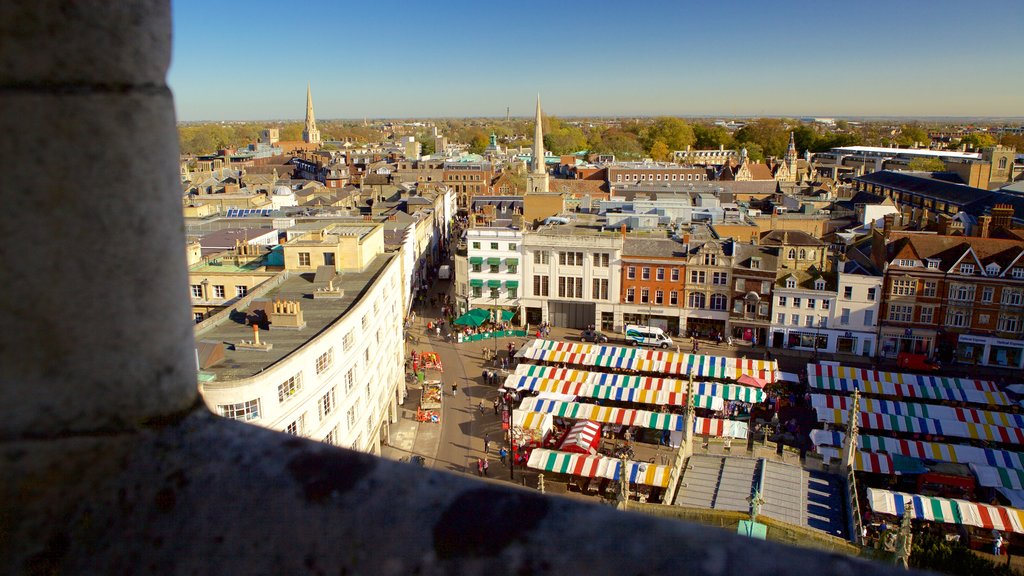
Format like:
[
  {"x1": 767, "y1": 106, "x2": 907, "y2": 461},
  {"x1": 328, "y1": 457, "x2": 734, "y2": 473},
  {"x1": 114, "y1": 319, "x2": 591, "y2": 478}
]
[{"x1": 581, "y1": 329, "x2": 609, "y2": 343}]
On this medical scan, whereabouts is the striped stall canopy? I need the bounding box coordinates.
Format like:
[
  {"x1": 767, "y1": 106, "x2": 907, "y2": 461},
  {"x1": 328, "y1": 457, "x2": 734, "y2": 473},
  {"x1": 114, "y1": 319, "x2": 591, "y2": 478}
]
[
  {"x1": 810, "y1": 365, "x2": 999, "y2": 391},
  {"x1": 527, "y1": 449, "x2": 608, "y2": 478},
  {"x1": 867, "y1": 488, "x2": 963, "y2": 524},
  {"x1": 857, "y1": 435, "x2": 961, "y2": 463},
  {"x1": 693, "y1": 417, "x2": 748, "y2": 439},
  {"x1": 970, "y1": 464, "x2": 1024, "y2": 490},
  {"x1": 559, "y1": 420, "x2": 602, "y2": 455},
  {"x1": 605, "y1": 460, "x2": 672, "y2": 488},
  {"x1": 515, "y1": 364, "x2": 590, "y2": 382},
  {"x1": 818, "y1": 447, "x2": 894, "y2": 474},
  {"x1": 815, "y1": 408, "x2": 1022, "y2": 444},
  {"x1": 513, "y1": 411, "x2": 553, "y2": 433},
  {"x1": 809, "y1": 429, "x2": 844, "y2": 448},
  {"x1": 806, "y1": 364, "x2": 1010, "y2": 406},
  {"x1": 518, "y1": 398, "x2": 687, "y2": 432},
  {"x1": 955, "y1": 500, "x2": 1024, "y2": 533},
  {"x1": 695, "y1": 382, "x2": 766, "y2": 403},
  {"x1": 811, "y1": 394, "x2": 1024, "y2": 428}
]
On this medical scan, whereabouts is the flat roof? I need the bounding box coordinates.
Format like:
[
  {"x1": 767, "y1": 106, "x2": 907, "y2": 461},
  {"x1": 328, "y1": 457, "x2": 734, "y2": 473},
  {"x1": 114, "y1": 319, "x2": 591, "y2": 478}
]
[
  {"x1": 196, "y1": 253, "x2": 395, "y2": 382},
  {"x1": 833, "y1": 146, "x2": 982, "y2": 160}
]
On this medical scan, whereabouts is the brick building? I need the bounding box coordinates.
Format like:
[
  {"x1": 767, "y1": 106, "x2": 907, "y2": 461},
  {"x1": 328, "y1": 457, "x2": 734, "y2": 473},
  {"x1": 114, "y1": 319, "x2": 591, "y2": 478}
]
[{"x1": 618, "y1": 236, "x2": 688, "y2": 335}]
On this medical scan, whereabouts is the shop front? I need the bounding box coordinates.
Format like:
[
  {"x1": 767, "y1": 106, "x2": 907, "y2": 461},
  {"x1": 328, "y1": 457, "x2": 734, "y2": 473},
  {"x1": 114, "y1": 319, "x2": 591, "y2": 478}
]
[
  {"x1": 879, "y1": 327, "x2": 935, "y2": 359},
  {"x1": 730, "y1": 320, "x2": 768, "y2": 347},
  {"x1": 684, "y1": 310, "x2": 728, "y2": 339},
  {"x1": 622, "y1": 308, "x2": 681, "y2": 337},
  {"x1": 956, "y1": 334, "x2": 1024, "y2": 369}
]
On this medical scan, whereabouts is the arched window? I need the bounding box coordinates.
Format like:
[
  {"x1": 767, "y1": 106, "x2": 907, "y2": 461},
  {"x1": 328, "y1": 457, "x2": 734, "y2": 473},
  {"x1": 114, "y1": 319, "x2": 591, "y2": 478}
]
[
  {"x1": 799, "y1": 249, "x2": 807, "y2": 259},
  {"x1": 688, "y1": 293, "x2": 706, "y2": 309},
  {"x1": 710, "y1": 294, "x2": 727, "y2": 311},
  {"x1": 788, "y1": 249, "x2": 796, "y2": 259},
  {"x1": 999, "y1": 157, "x2": 1008, "y2": 170}
]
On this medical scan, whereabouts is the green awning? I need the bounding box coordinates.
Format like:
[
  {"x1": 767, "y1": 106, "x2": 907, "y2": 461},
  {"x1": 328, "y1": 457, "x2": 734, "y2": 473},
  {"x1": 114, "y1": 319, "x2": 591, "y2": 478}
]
[
  {"x1": 487, "y1": 279, "x2": 502, "y2": 288},
  {"x1": 487, "y1": 257, "x2": 501, "y2": 265},
  {"x1": 469, "y1": 257, "x2": 483, "y2": 264},
  {"x1": 505, "y1": 280, "x2": 519, "y2": 288},
  {"x1": 505, "y1": 258, "x2": 519, "y2": 265},
  {"x1": 500, "y1": 310, "x2": 515, "y2": 322},
  {"x1": 469, "y1": 279, "x2": 484, "y2": 287}
]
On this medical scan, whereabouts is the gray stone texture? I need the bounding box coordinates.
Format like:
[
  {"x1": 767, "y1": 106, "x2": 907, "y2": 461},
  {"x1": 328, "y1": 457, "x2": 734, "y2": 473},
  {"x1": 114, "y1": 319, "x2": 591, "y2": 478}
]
[{"x1": 0, "y1": 1, "x2": 171, "y2": 88}]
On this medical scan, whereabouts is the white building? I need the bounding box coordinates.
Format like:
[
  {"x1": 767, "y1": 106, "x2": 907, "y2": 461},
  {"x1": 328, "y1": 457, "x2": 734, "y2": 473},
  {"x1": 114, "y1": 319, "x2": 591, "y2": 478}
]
[
  {"x1": 465, "y1": 227, "x2": 524, "y2": 317},
  {"x1": 769, "y1": 272, "x2": 836, "y2": 353},
  {"x1": 828, "y1": 261, "x2": 882, "y2": 357},
  {"x1": 197, "y1": 224, "x2": 406, "y2": 455},
  {"x1": 520, "y1": 215, "x2": 623, "y2": 329}
]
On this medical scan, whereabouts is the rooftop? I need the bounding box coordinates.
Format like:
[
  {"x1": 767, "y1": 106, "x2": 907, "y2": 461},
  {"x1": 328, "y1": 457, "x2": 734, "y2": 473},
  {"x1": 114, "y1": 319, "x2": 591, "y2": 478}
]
[
  {"x1": 196, "y1": 253, "x2": 395, "y2": 382},
  {"x1": 834, "y1": 146, "x2": 982, "y2": 160}
]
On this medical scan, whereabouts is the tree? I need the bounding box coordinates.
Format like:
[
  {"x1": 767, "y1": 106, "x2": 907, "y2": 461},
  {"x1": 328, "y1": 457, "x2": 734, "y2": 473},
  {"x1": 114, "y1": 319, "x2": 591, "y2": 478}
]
[
  {"x1": 639, "y1": 117, "x2": 695, "y2": 154},
  {"x1": 959, "y1": 133, "x2": 997, "y2": 150},
  {"x1": 1000, "y1": 133, "x2": 1024, "y2": 150},
  {"x1": 693, "y1": 124, "x2": 732, "y2": 149},
  {"x1": 792, "y1": 124, "x2": 817, "y2": 155},
  {"x1": 735, "y1": 142, "x2": 765, "y2": 161},
  {"x1": 649, "y1": 140, "x2": 671, "y2": 161},
  {"x1": 543, "y1": 116, "x2": 589, "y2": 155},
  {"x1": 468, "y1": 130, "x2": 489, "y2": 154},
  {"x1": 907, "y1": 157, "x2": 946, "y2": 172},
  {"x1": 591, "y1": 128, "x2": 643, "y2": 159},
  {"x1": 734, "y1": 119, "x2": 788, "y2": 158},
  {"x1": 895, "y1": 123, "x2": 929, "y2": 147}
]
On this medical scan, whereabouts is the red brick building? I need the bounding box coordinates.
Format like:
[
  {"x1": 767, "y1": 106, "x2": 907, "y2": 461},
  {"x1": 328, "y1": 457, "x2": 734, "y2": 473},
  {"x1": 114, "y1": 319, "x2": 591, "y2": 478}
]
[{"x1": 619, "y1": 236, "x2": 687, "y2": 336}]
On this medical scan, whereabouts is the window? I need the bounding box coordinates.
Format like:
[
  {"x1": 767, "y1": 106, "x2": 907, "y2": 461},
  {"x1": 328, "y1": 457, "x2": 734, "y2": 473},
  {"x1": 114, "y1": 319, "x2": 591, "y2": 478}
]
[
  {"x1": 236, "y1": 286, "x2": 248, "y2": 297},
  {"x1": 710, "y1": 294, "x2": 727, "y2": 310},
  {"x1": 921, "y1": 283, "x2": 935, "y2": 298},
  {"x1": 926, "y1": 259, "x2": 939, "y2": 269},
  {"x1": 490, "y1": 287, "x2": 499, "y2": 299},
  {"x1": 285, "y1": 415, "x2": 304, "y2": 436},
  {"x1": 690, "y1": 270, "x2": 706, "y2": 284},
  {"x1": 671, "y1": 269, "x2": 680, "y2": 282},
  {"x1": 595, "y1": 253, "x2": 609, "y2": 267},
  {"x1": 751, "y1": 258, "x2": 761, "y2": 270},
  {"x1": 559, "y1": 251, "x2": 584, "y2": 266},
  {"x1": 791, "y1": 314, "x2": 800, "y2": 326},
  {"x1": 319, "y1": 387, "x2": 336, "y2": 419},
  {"x1": 822, "y1": 300, "x2": 830, "y2": 310},
  {"x1": 735, "y1": 279, "x2": 746, "y2": 292},
  {"x1": 799, "y1": 249, "x2": 807, "y2": 260},
  {"x1": 1013, "y1": 268, "x2": 1024, "y2": 279},
  {"x1": 654, "y1": 290, "x2": 666, "y2": 304},
  {"x1": 508, "y1": 287, "x2": 517, "y2": 298},
  {"x1": 840, "y1": 308, "x2": 851, "y2": 325},
  {"x1": 627, "y1": 266, "x2": 636, "y2": 279},
  {"x1": 945, "y1": 309, "x2": 968, "y2": 328},
  {"x1": 814, "y1": 279, "x2": 826, "y2": 290},
  {"x1": 1001, "y1": 288, "x2": 1023, "y2": 306},
  {"x1": 688, "y1": 293, "x2": 706, "y2": 308},
  {"x1": 490, "y1": 242, "x2": 498, "y2": 250},
  {"x1": 788, "y1": 249, "x2": 797, "y2": 259},
  {"x1": 896, "y1": 259, "x2": 917, "y2": 267},
  {"x1": 891, "y1": 279, "x2": 916, "y2": 296},
  {"x1": 1000, "y1": 157, "x2": 1009, "y2": 170},
  {"x1": 640, "y1": 288, "x2": 650, "y2": 303},
  {"x1": 509, "y1": 243, "x2": 517, "y2": 251},
  {"x1": 960, "y1": 264, "x2": 975, "y2": 275},
  {"x1": 472, "y1": 242, "x2": 481, "y2": 249},
  {"x1": 471, "y1": 263, "x2": 481, "y2": 273},
  {"x1": 778, "y1": 296, "x2": 787, "y2": 307},
  {"x1": 641, "y1": 267, "x2": 650, "y2": 280},
  {"x1": 762, "y1": 281, "x2": 772, "y2": 293},
  {"x1": 792, "y1": 297, "x2": 802, "y2": 308},
  {"x1": 999, "y1": 315, "x2": 1020, "y2": 333},
  {"x1": 626, "y1": 288, "x2": 635, "y2": 302},
  {"x1": 489, "y1": 263, "x2": 499, "y2": 273},
  {"x1": 888, "y1": 304, "x2": 913, "y2": 322},
  {"x1": 948, "y1": 284, "x2": 975, "y2": 302},
  {"x1": 843, "y1": 286, "x2": 853, "y2": 299},
  {"x1": 592, "y1": 278, "x2": 608, "y2": 300},
  {"x1": 863, "y1": 310, "x2": 874, "y2": 326},
  {"x1": 190, "y1": 284, "x2": 203, "y2": 298},
  {"x1": 533, "y1": 251, "x2": 549, "y2": 265},
  {"x1": 346, "y1": 404, "x2": 358, "y2": 430},
  {"x1": 785, "y1": 278, "x2": 796, "y2": 289},
  {"x1": 712, "y1": 272, "x2": 728, "y2": 285},
  {"x1": 557, "y1": 277, "x2": 583, "y2": 298},
  {"x1": 278, "y1": 374, "x2": 303, "y2": 403},
  {"x1": 217, "y1": 399, "x2": 260, "y2": 422},
  {"x1": 805, "y1": 316, "x2": 814, "y2": 327},
  {"x1": 983, "y1": 287, "x2": 994, "y2": 303},
  {"x1": 298, "y1": 252, "x2": 311, "y2": 266},
  {"x1": 472, "y1": 286, "x2": 482, "y2": 298},
  {"x1": 656, "y1": 268, "x2": 665, "y2": 281},
  {"x1": 777, "y1": 313, "x2": 785, "y2": 324},
  {"x1": 193, "y1": 312, "x2": 204, "y2": 323},
  {"x1": 345, "y1": 368, "x2": 355, "y2": 392},
  {"x1": 508, "y1": 263, "x2": 517, "y2": 274},
  {"x1": 213, "y1": 285, "x2": 225, "y2": 299},
  {"x1": 324, "y1": 426, "x2": 338, "y2": 446},
  {"x1": 323, "y1": 252, "x2": 335, "y2": 266},
  {"x1": 703, "y1": 253, "x2": 718, "y2": 266},
  {"x1": 670, "y1": 291, "x2": 678, "y2": 305},
  {"x1": 316, "y1": 349, "x2": 334, "y2": 375},
  {"x1": 533, "y1": 275, "x2": 549, "y2": 296},
  {"x1": 807, "y1": 299, "x2": 816, "y2": 309}
]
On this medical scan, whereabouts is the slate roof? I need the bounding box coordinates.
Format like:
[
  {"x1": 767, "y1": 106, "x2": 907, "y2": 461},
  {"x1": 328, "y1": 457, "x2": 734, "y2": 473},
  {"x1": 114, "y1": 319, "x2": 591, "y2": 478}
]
[
  {"x1": 760, "y1": 229, "x2": 824, "y2": 247},
  {"x1": 854, "y1": 171, "x2": 990, "y2": 204},
  {"x1": 621, "y1": 237, "x2": 688, "y2": 258},
  {"x1": 886, "y1": 232, "x2": 1024, "y2": 272},
  {"x1": 732, "y1": 243, "x2": 779, "y2": 271}
]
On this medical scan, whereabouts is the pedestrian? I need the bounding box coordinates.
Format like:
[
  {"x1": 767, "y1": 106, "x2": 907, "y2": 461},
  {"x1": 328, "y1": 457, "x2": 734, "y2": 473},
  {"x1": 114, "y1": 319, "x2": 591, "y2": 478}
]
[
  {"x1": 435, "y1": 326, "x2": 441, "y2": 338},
  {"x1": 994, "y1": 531, "x2": 1003, "y2": 556},
  {"x1": 483, "y1": 458, "x2": 489, "y2": 476},
  {"x1": 484, "y1": 434, "x2": 490, "y2": 454},
  {"x1": 499, "y1": 447, "x2": 507, "y2": 465},
  {"x1": 477, "y1": 458, "x2": 484, "y2": 476},
  {"x1": 452, "y1": 381, "x2": 458, "y2": 396},
  {"x1": 493, "y1": 397, "x2": 499, "y2": 415},
  {"x1": 479, "y1": 400, "x2": 485, "y2": 414}
]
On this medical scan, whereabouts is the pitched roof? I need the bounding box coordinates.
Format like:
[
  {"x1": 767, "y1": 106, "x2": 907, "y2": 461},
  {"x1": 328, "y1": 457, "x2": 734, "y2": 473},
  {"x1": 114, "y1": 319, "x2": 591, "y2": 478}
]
[
  {"x1": 760, "y1": 229, "x2": 824, "y2": 247},
  {"x1": 853, "y1": 171, "x2": 991, "y2": 204},
  {"x1": 886, "y1": 232, "x2": 1024, "y2": 271},
  {"x1": 745, "y1": 162, "x2": 774, "y2": 181}
]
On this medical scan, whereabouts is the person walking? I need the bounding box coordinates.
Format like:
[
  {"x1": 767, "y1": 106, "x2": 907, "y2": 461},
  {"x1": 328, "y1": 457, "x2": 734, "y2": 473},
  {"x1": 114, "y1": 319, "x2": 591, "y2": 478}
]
[
  {"x1": 493, "y1": 397, "x2": 499, "y2": 415},
  {"x1": 499, "y1": 447, "x2": 508, "y2": 465},
  {"x1": 479, "y1": 400, "x2": 485, "y2": 414},
  {"x1": 477, "y1": 458, "x2": 484, "y2": 476},
  {"x1": 482, "y1": 458, "x2": 489, "y2": 477},
  {"x1": 451, "y1": 381, "x2": 458, "y2": 396},
  {"x1": 484, "y1": 434, "x2": 490, "y2": 454},
  {"x1": 994, "y1": 531, "x2": 1003, "y2": 556}
]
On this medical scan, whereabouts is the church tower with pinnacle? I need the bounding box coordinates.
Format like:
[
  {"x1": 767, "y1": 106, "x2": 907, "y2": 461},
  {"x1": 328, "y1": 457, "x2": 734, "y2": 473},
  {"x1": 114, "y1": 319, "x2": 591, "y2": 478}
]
[
  {"x1": 302, "y1": 83, "x2": 321, "y2": 145},
  {"x1": 526, "y1": 94, "x2": 549, "y2": 194}
]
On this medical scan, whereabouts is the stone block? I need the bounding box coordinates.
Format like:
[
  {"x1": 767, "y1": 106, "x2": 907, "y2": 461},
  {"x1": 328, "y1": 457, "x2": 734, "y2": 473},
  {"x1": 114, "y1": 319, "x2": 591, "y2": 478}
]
[
  {"x1": 0, "y1": 0, "x2": 171, "y2": 88},
  {"x1": 0, "y1": 90, "x2": 196, "y2": 439}
]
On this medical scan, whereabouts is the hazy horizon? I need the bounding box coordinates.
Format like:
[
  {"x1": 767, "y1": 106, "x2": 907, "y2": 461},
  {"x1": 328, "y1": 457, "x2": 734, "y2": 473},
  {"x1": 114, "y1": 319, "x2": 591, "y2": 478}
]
[{"x1": 170, "y1": 0, "x2": 1024, "y2": 122}]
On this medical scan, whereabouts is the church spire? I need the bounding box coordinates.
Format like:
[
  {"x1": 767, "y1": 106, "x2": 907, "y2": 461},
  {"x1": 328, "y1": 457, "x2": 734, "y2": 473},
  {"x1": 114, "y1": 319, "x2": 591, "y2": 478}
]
[
  {"x1": 785, "y1": 131, "x2": 796, "y2": 161},
  {"x1": 525, "y1": 94, "x2": 549, "y2": 193},
  {"x1": 302, "y1": 83, "x2": 321, "y2": 145}
]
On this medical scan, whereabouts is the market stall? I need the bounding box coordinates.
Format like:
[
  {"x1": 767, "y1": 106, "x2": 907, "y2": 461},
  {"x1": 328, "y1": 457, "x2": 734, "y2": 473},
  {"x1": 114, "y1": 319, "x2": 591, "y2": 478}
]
[
  {"x1": 416, "y1": 380, "x2": 443, "y2": 423},
  {"x1": 558, "y1": 420, "x2": 602, "y2": 455}
]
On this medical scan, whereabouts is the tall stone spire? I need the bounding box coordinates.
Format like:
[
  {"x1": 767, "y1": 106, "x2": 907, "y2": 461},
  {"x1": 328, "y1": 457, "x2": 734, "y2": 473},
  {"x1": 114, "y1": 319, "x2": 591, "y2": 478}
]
[
  {"x1": 302, "y1": 83, "x2": 321, "y2": 145},
  {"x1": 785, "y1": 131, "x2": 797, "y2": 162},
  {"x1": 526, "y1": 94, "x2": 549, "y2": 193}
]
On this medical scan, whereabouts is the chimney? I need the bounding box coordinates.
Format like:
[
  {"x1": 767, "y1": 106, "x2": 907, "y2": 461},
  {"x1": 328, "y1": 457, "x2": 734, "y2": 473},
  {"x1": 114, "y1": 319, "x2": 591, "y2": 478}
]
[
  {"x1": 871, "y1": 227, "x2": 886, "y2": 271},
  {"x1": 978, "y1": 215, "x2": 992, "y2": 238},
  {"x1": 992, "y1": 204, "x2": 1014, "y2": 230},
  {"x1": 620, "y1": 224, "x2": 627, "y2": 240},
  {"x1": 682, "y1": 233, "x2": 691, "y2": 246},
  {"x1": 937, "y1": 214, "x2": 952, "y2": 236},
  {"x1": 883, "y1": 214, "x2": 895, "y2": 237},
  {"x1": 750, "y1": 233, "x2": 757, "y2": 245},
  {"x1": 252, "y1": 324, "x2": 260, "y2": 345},
  {"x1": 719, "y1": 144, "x2": 724, "y2": 151}
]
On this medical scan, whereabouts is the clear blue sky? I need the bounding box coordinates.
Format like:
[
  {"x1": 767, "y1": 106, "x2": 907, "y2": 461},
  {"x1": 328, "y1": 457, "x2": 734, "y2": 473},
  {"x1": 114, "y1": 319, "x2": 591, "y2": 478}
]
[{"x1": 169, "y1": 0, "x2": 1024, "y2": 121}]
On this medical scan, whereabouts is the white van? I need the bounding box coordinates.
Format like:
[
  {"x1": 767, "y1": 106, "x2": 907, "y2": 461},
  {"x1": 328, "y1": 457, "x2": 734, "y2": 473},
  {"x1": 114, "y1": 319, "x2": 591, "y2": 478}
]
[{"x1": 624, "y1": 324, "x2": 674, "y2": 349}]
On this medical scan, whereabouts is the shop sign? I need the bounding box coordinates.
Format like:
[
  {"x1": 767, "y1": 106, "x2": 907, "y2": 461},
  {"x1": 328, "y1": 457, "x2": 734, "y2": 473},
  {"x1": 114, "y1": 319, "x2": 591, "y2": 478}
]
[{"x1": 957, "y1": 334, "x2": 989, "y2": 345}]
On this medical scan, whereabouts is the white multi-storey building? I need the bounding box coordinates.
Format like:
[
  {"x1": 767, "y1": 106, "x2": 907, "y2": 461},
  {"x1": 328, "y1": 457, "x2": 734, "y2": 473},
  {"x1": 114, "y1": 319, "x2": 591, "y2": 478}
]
[
  {"x1": 769, "y1": 272, "x2": 837, "y2": 353},
  {"x1": 197, "y1": 224, "x2": 406, "y2": 455},
  {"x1": 827, "y1": 262, "x2": 882, "y2": 357},
  {"x1": 520, "y1": 215, "x2": 623, "y2": 330},
  {"x1": 465, "y1": 227, "x2": 524, "y2": 317}
]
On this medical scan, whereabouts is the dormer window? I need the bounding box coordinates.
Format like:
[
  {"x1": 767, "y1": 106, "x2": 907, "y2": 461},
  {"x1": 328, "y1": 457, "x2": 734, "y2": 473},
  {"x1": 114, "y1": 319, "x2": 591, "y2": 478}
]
[
  {"x1": 986, "y1": 263, "x2": 1000, "y2": 276},
  {"x1": 1013, "y1": 268, "x2": 1024, "y2": 280},
  {"x1": 926, "y1": 259, "x2": 940, "y2": 269},
  {"x1": 814, "y1": 279, "x2": 826, "y2": 291},
  {"x1": 751, "y1": 258, "x2": 761, "y2": 270},
  {"x1": 961, "y1": 264, "x2": 975, "y2": 275},
  {"x1": 897, "y1": 259, "x2": 917, "y2": 267},
  {"x1": 785, "y1": 277, "x2": 796, "y2": 289}
]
